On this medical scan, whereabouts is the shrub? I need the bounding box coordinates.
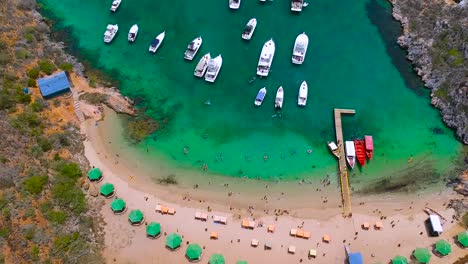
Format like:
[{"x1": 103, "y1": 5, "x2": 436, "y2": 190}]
[
  {"x1": 24, "y1": 33, "x2": 35, "y2": 43},
  {"x1": 27, "y1": 68, "x2": 40, "y2": 79},
  {"x1": 38, "y1": 59, "x2": 57, "y2": 75},
  {"x1": 46, "y1": 210, "x2": 67, "y2": 224},
  {"x1": 0, "y1": 90, "x2": 14, "y2": 110},
  {"x1": 27, "y1": 78, "x2": 36, "y2": 87},
  {"x1": 24, "y1": 175, "x2": 48, "y2": 194},
  {"x1": 31, "y1": 98, "x2": 45, "y2": 112},
  {"x1": 38, "y1": 138, "x2": 52, "y2": 152},
  {"x1": 31, "y1": 245, "x2": 40, "y2": 261},
  {"x1": 56, "y1": 162, "x2": 82, "y2": 180},
  {"x1": 51, "y1": 181, "x2": 86, "y2": 215},
  {"x1": 16, "y1": 48, "x2": 29, "y2": 60},
  {"x1": 463, "y1": 212, "x2": 468, "y2": 228},
  {"x1": 0, "y1": 51, "x2": 10, "y2": 65},
  {"x1": 23, "y1": 226, "x2": 35, "y2": 240},
  {"x1": 53, "y1": 232, "x2": 80, "y2": 252},
  {"x1": 0, "y1": 227, "x2": 10, "y2": 238},
  {"x1": 58, "y1": 62, "x2": 73, "y2": 72}
]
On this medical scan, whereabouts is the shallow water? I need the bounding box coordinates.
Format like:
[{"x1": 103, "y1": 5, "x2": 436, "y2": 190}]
[{"x1": 40, "y1": 0, "x2": 461, "y2": 183}]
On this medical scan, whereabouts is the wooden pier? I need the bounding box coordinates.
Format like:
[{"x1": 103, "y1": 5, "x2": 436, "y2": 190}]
[{"x1": 334, "y1": 108, "x2": 355, "y2": 217}]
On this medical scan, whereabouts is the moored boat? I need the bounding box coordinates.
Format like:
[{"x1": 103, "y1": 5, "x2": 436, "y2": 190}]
[
  {"x1": 128, "y1": 24, "x2": 138, "y2": 42},
  {"x1": 229, "y1": 0, "x2": 241, "y2": 9},
  {"x1": 257, "y1": 39, "x2": 275, "y2": 77},
  {"x1": 275, "y1": 86, "x2": 284, "y2": 109},
  {"x1": 297, "y1": 81, "x2": 308, "y2": 106},
  {"x1": 292, "y1": 32, "x2": 309, "y2": 64},
  {"x1": 242, "y1": 18, "x2": 257, "y2": 40},
  {"x1": 364, "y1": 135, "x2": 374, "y2": 160},
  {"x1": 194, "y1": 53, "x2": 211, "y2": 77},
  {"x1": 204, "y1": 55, "x2": 222, "y2": 83},
  {"x1": 104, "y1": 24, "x2": 118, "y2": 43},
  {"x1": 148, "y1": 31, "x2": 165, "y2": 53},
  {"x1": 354, "y1": 139, "x2": 366, "y2": 167},
  {"x1": 110, "y1": 0, "x2": 121, "y2": 12},
  {"x1": 291, "y1": 0, "x2": 304, "y2": 12},
  {"x1": 184, "y1": 36, "x2": 202, "y2": 60},
  {"x1": 345, "y1": 141, "x2": 355, "y2": 169},
  {"x1": 327, "y1": 141, "x2": 340, "y2": 158},
  {"x1": 254, "y1": 87, "x2": 267, "y2": 106}
]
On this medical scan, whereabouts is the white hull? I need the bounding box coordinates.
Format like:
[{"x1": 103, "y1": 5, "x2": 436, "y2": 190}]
[
  {"x1": 229, "y1": 0, "x2": 241, "y2": 9},
  {"x1": 257, "y1": 39, "x2": 275, "y2": 77},
  {"x1": 128, "y1": 24, "x2": 138, "y2": 42},
  {"x1": 254, "y1": 87, "x2": 267, "y2": 106},
  {"x1": 275, "y1": 87, "x2": 284, "y2": 109},
  {"x1": 242, "y1": 18, "x2": 257, "y2": 40},
  {"x1": 292, "y1": 33, "x2": 308, "y2": 64},
  {"x1": 291, "y1": 0, "x2": 303, "y2": 12},
  {"x1": 184, "y1": 37, "x2": 202, "y2": 60},
  {"x1": 149, "y1": 31, "x2": 165, "y2": 53},
  {"x1": 345, "y1": 141, "x2": 356, "y2": 169},
  {"x1": 194, "y1": 53, "x2": 211, "y2": 77},
  {"x1": 204, "y1": 55, "x2": 222, "y2": 83},
  {"x1": 104, "y1": 24, "x2": 118, "y2": 43},
  {"x1": 110, "y1": 0, "x2": 121, "y2": 12},
  {"x1": 297, "y1": 81, "x2": 308, "y2": 106}
]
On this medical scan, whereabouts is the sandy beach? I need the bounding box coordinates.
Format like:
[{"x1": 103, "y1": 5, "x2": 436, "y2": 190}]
[{"x1": 81, "y1": 113, "x2": 466, "y2": 264}]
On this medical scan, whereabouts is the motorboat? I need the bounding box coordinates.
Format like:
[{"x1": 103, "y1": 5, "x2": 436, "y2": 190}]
[
  {"x1": 229, "y1": 0, "x2": 241, "y2": 9},
  {"x1": 184, "y1": 36, "x2": 202, "y2": 60},
  {"x1": 128, "y1": 24, "x2": 138, "y2": 42},
  {"x1": 254, "y1": 87, "x2": 267, "y2": 106},
  {"x1": 110, "y1": 0, "x2": 121, "y2": 12},
  {"x1": 327, "y1": 141, "x2": 340, "y2": 158},
  {"x1": 354, "y1": 139, "x2": 366, "y2": 167},
  {"x1": 274, "y1": 86, "x2": 284, "y2": 109},
  {"x1": 204, "y1": 55, "x2": 222, "y2": 83},
  {"x1": 292, "y1": 32, "x2": 308, "y2": 64},
  {"x1": 242, "y1": 18, "x2": 257, "y2": 40},
  {"x1": 345, "y1": 141, "x2": 356, "y2": 169},
  {"x1": 104, "y1": 24, "x2": 118, "y2": 43},
  {"x1": 365, "y1": 135, "x2": 374, "y2": 160},
  {"x1": 194, "y1": 53, "x2": 211, "y2": 77},
  {"x1": 256, "y1": 39, "x2": 275, "y2": 77},
  {"x1": 291, "y1": 0, "x2": 304, "y2": 12},
  {"x1": 148, "y1": 31, "x2": 165, "y2": 53},
  {"x1": 297, "y1": 81, "x2": 308, "y2": 106}
]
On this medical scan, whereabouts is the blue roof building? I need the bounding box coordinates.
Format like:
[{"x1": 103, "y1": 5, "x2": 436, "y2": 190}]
[
  {"x1": 37, "y1": 71, "x2": 71, "y2": 98},
  {"x1": 348, "y1": 252, "x2": 363, "y2": 264}
]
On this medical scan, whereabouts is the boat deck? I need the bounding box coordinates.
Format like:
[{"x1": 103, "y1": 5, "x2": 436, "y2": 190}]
[{"x1": 334, "y1": 108, "x2": 355, "y2": 217}]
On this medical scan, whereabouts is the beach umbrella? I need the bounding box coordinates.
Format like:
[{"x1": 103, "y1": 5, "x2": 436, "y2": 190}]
[
  {"x1": 146, "y1": 222, "x2": 161, "y2": 237},
  {"x1": 236, "y1": 261, "x2": 248, "y2": 264},
  {"x1": 392, "y1": 255, "x2": 408, "y2": 264},
  {"x1": 186, "y1": 244, "x2": 202, "y2": 261},
  {"x1": 166, "y1": 233, "x2": 182, "y2": 250},
  {"x1": 87, "y1": 168, "x2": 103, "y2": 181},
  {"x1": 435, "y1": 239, "x2": 451, "y2": 256},
  {"x1": 413, "y1": 248, "x2": 431, "y2": 263},
  {"x1": 209, "y1": 254, "x2": 225, "y2": 264},
  {"x1": 128, "y1": 209, "x2": 144, "y2": 224},
  {"x1": 100, "y1": 183, "x2": 115, "y2": 197},
  {"x1": 457, "y1": 231, "x2": 468, "y2": 247},
  {"x1": 110, "y1": 198, "x2": 126, "y2": 213}
]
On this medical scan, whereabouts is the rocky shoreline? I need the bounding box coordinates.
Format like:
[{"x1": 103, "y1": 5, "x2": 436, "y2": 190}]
[{"x1": 390, "y1": 0, "x2": 467, "y2": 144}]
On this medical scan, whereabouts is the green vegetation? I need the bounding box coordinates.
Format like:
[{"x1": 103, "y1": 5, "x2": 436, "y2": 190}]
[
  {"x1": 24, "y1": 175, "x2": 48, "y2": 194},
  {"x1": 126, "y1": 116, "x2": 159, "y2": 143},
  {"x1": 27, "y1": 68, "x2": 40, "y2": 79},
  {"x1": 79, "y1": 92, "x2": 108, "y2": 105},
  {"x1": 46, "y1": 210, "x2": 67, "y2": 224},
  {"x1": 59, "y1": 62, "x2": 73, "y2": 72},
  {"x1": 38, "y1": 59, "x2": 57, "y2": 75},
  {"x1": 157, "y1": 174, "x2": 178, "y2": 185},
  {"x1": 463, "y1": 212, "x2": 468, "y2": 228}
]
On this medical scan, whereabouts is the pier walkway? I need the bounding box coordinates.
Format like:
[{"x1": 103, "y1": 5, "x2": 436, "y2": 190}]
[{"x1": 334, "y1": 108, "x2": 355, "y2": 217}]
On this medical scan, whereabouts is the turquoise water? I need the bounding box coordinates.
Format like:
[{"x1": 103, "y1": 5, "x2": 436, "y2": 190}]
[{"x1": 40, "y1": 0, "x2": 461, "y2": 183}]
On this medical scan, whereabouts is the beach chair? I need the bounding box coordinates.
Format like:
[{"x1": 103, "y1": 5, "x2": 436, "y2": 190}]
[
  {"x1": 195, "y1": 212, "x2": 201, "y2": 220},
  {"x1": 251, "y1": 239, "x2": 259, "y2": 247},
  {"x1": 264, "y1": 242, "x2": 272, "y2": 250},
  {"x1": 168, "y1": 208, "x2": 176, "y2": 215},
  {"x1": 290, "y1": 229, "x2": 297, "y2": 236},
  {"x1": 303, "y1": 231, "x2": 311, "y2": 239},
  {"x1": 267, "y1": 224, "x2": 275, "y2": 233},
  {"x1": 155, "y1": 204, "x2": 162, "y2": 212},
  {"x1": 214, "y1": 215, "x2": 220, "y2": 222},
  {"x1": 323, "y1": 234, "x2": 331, "y2": 243},
  {"x1": 219, "y1": 216, "x2": 227, "y2": 224},
  {"x1": 296, "y1": 229, "x2": 305, "y2": 238},
  {"x1": 242, "y1": 220, "x2": 250, "y2": 229},
  {"x1": 161, "y1": 206, "x2": 169, "y2": 214},
  {"x1": 309, "y1": 249, "x2": 317, "y2": 258},
  {"x1": 210, "y1": 231, "x2": 218, "y2": 240},
  {"x1": 201, "y1": 213, "x2": 208, "y2": 221},
  {"x1": 288, "y1": 246, "x2": 296, "y2": 254},
  {"x1": 375, "y1": 221, "x2": 383, "y2": 230},
  {"x1": 362, "y1": 222, "x2": 370, "y2": 230},
  {"x1": 248, "y1": 221, "x2": 255, "y2": 229}
]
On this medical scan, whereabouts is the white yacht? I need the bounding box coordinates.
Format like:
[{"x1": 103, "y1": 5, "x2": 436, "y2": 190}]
[
  {"x1": 128, "y1": 24, "x2": 138, "y2": 42},
  {"x1": 104, "y1": 24, "x2": 118, "y2": 43},
  {"x1": 184, "y1": 37, "x2": 202, "y2": 60},
  {"x1": 194, "y1": 53, "x2": 211, "y2": 77},
  {"x1": 275, "y1": 86, "x2": 284, "y2": 109},
  {"x1": 291, "y1": 0, "x2": 304, "y2": 12},
  {"x1": 297, "y1": 81, "x2": 308, "y2": 106},
  {"x1": 292, "y1": 32, "x2": 309, "y2": 64},
  {"x1": 110, "y1": 0, "x2": 121, "y2": 12},
  {"x1": 256, "y1": 39, "x2": 275, "y2": 77},
  {"x1": 204, "y1": 55, "x2": 222, "y2": 83},
  {"x1": 148, "y1": 31, "x2": 165, "y2": 53},
  {"x1": 229, "y1": 0, "x2": 241, "y2": 9},
  {"x1": 345, "y1": 141, "x2": 356, "y2": 169},
  {"x1": 242, "y1": 18, "x2": 257, "y2": 40},
  {"x1": 254, "y1": 87, "x2": 267, "y2": 107}
]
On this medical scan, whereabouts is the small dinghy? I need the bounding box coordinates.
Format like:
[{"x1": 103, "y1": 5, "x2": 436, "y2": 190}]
[
  {"x1": 148, "y1": 31, "x2": 165, "y2": 53},
  {"x1": 275, "y1": 86, "x2": 284, "y2": 109},
  {"x1": 254, "y1": 87, "x2": 267, "y2": 106}
]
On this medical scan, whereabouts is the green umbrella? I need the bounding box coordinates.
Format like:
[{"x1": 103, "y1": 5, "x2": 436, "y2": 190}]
[
  {"x1": 413, "y1": 248, "x2": 431, "y2": 263},
  {"x1": 166, "y1": 233, "x2": 182, "y2": 250},
  {"x1": 236, "y1": 261, "x2": 248, "y2": 264},
  {"x1": 435, "y1": 239, "x2": 451, "y2": 256},
  {"x1": 128, "y1": 209, "x2": 144, "y2": 224},
  {"x1": 100, "y1": 183, "x2": 115, "y2": 197},
  {"x1": 146, "y1": 222, "x2": 161, "y2": 237},
  {"x1": 209, "y1": 254, "x2": 225, "y2": 264},
  {"x1": 87, "y1": 168, "x2": 102, "y2": 181},
  {"x1": 392, "y1": 255, "x2": 408, "y2": 264},
  {"x1": 110, "y1": 198, "x2": 126, "y2": 213},
  {"x1": 186, "y1": 244, "x2": 202, "y2": 260},
  {"x1": 457, "y1": 231, "x2": 468, "y2": 247}
]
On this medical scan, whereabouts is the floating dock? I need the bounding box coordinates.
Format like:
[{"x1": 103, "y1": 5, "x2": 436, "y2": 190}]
[{"x1": 334, "y1": 108, "x2": 355, "y2": 217}]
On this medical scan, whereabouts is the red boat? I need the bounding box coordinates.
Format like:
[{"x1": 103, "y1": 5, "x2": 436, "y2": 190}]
[
  {"x1": 364, "y1": 135, "x2": 374, "y2": 160},
  {"x1": 354, "y1": 139, "x2": 366, "y2": 167}
]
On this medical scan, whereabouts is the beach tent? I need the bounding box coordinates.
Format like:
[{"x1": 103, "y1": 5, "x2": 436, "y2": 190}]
[
  {"x1": 435, "y1": 239, "x2": 451, "y2": 256},
  {"x1": 166, "y1": 233, "x2": 182, "y2": 250},
  {"x1": 186, "y1": 244, "x2": 202, "y2": 261},
  {"x1": 100, "y1": 183, "x2": 115, "y2": 197},
  {"x1": 209, "y1": 253, "x2": 225, "y2": 264},
  {"x1": 413, "y1": 248, "x2": 431, "y2": 263},
  {"x1": 236, "y1": 261, "x2": 248, "y2": 264},
  {"x1": 88, "y1": 168, "x2": 103, "y2": 181},
  {"x1": 37, "y1": 71, "x2": 71, "y2": 98},
  {"x1": 128, "y1": 209, "x2": 144, "y2": 225},
  {"x1": 146, "y1": 222, "x2": 161, "y2": 238},
  {"x1": 427, "y1": 215, "x2": 443, "y2": 236},
  {"x1": 348, "y1": 252, "x2": 363, "y2": 264},
  {"x1": 457, "y1": 231, "x2": 468, "y2": 247},
  {"x1": 110, "y1": 198, "x2": 126, "y2": 213},
  {"x1": 392, "y1": 255, "x2": 408, "y2": 264}
]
